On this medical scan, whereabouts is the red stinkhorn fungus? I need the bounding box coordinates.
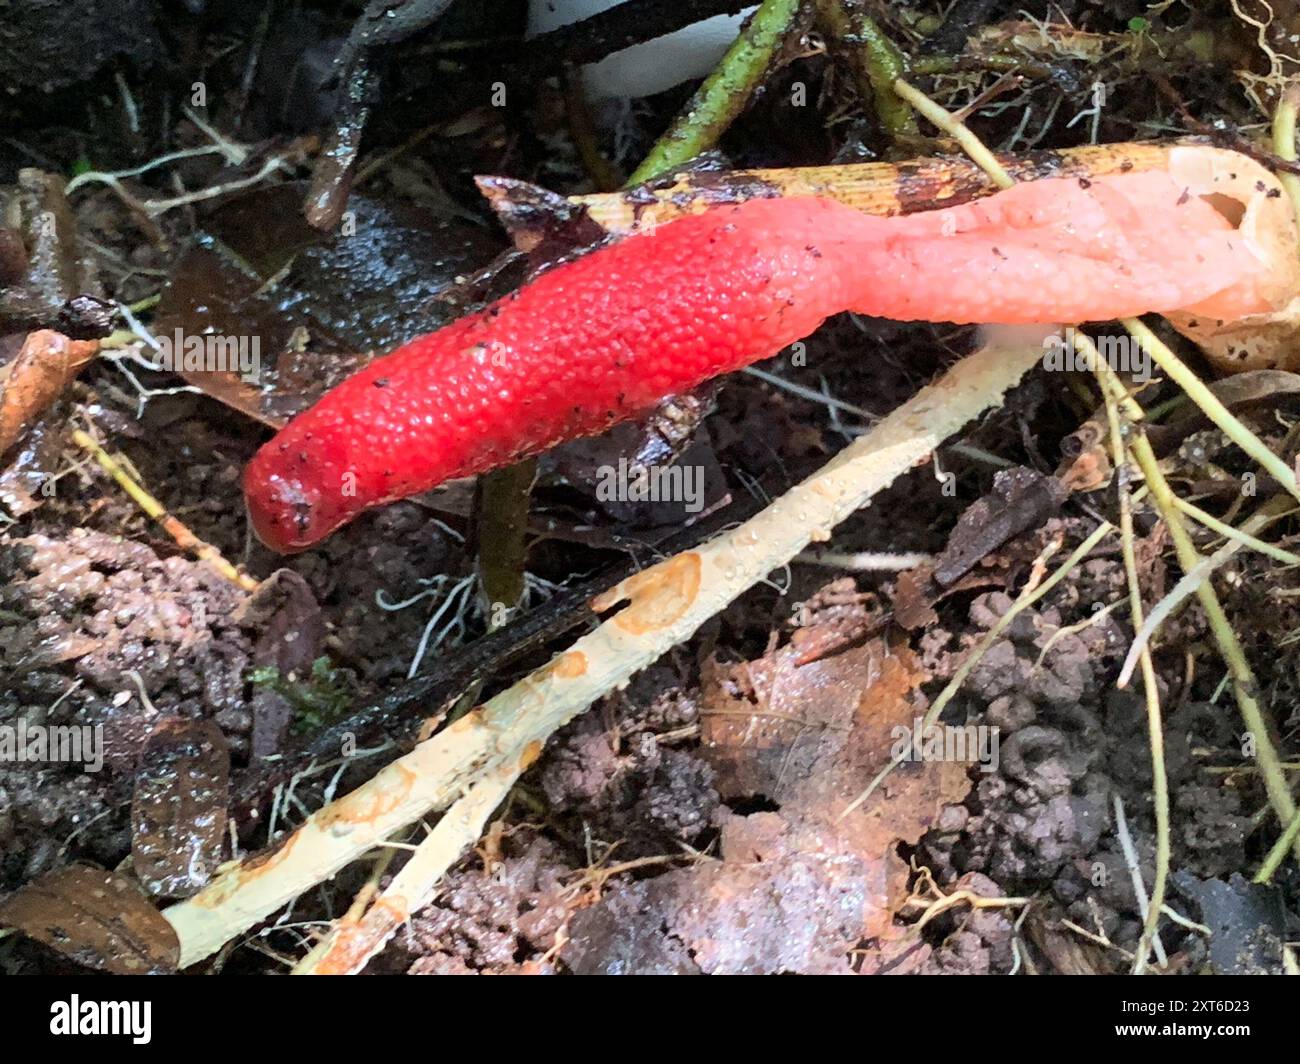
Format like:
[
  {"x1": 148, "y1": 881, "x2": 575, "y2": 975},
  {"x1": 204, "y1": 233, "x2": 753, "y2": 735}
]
[{"x1": 244, "y1": 148, "x2": 1299, "y2": 552}]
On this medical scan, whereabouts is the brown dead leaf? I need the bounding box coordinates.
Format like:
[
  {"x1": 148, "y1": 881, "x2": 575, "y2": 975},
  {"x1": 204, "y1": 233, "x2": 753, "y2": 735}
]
[
  {"x1": 152, "y1": 183, "x2": 499, "y2": 427},
  {"x1": 236, "y1": 569, "x2": 324, "y2": 760},
  {"x1": 564, "y1": 848, "x2": 887, "y2": 974},
  {"x1": 888, "y1": 466, "x2": 1069, "y2": 632},
  {"x1": 131, "y1": 719, "x2": 230, "y2": 898},
  {"x1": 933, "y1": 466, "x2": 1066, "y2": 588},
  {"x1": 891, "y1": 565, "x2": 941, "y2": 631},
  {"x1": 889, "y1": 563, "x2": 1009, "y2": 633},
  {"x1": 700, "y1": 635, "x2": 968, "y2": 867},
  {"x1": 564, "y1": 627, "x2": 972, "y2": 974},
  {"x1": 476, "y1": 175, "x2": 607, "y2": 257},
  {"x1": 0, "y1": 864, "x2": 179, "y2": 973},
  {"x1": 0, "y1": 412, "x2": 64, "y2": 517},
  {"x1": 0, "y1": 329, "x2": 98, "y2": 454},
  {"x1": 786, "y1": 576, "x2": 884, "y2": 663}
]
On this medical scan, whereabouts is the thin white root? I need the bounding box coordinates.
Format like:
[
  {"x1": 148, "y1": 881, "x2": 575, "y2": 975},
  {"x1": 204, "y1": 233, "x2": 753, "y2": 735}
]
[{"x1": 163, "y1": 337, "x2": 1044, "y2": 968}]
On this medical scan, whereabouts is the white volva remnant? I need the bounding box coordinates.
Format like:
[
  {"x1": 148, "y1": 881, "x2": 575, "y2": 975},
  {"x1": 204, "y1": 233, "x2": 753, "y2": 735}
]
[{"x1": 527, "y1": 0, "x2": 756, "y2": 98}]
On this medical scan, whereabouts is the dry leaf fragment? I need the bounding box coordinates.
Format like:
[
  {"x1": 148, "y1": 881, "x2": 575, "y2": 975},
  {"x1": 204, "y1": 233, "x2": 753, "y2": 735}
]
[
  {"x1": 131, "y1": 719, "x2": 231, "y2": 898},
  {"x1": 565, "y1": 629, "x2": 972, "y2": 974},
  {"x1": 0, "y1": 864, "x2": 179, "y2": 974},
  {"x1": 0, "y1": 329, "x2": 98, "y2": 454}
]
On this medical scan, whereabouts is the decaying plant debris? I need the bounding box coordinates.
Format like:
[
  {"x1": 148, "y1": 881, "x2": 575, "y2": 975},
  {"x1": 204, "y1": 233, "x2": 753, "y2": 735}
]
[{"x1": 3, "y1": 0, "x2": 1300, "y2": 978}]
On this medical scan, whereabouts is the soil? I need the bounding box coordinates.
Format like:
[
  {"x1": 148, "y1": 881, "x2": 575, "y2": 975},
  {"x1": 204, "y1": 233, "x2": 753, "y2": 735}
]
[{"x1": 2, "y1": 0, "x2": 1299, "y2": 975}]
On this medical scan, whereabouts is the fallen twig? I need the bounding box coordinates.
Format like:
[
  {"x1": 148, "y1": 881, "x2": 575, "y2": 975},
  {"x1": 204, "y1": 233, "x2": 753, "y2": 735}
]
[
  {"x1": 292, "y1": 755, "x2": 526, "y2": 974},
  {"x1": 574, "y1": 143, "x2": 1171, "y2": 231},
  {"x1": 814, "y1": 0, "x2": 916, "y2": 139},
  {"x1": 70, "y1": 429, "x2": 258, "y2": 593}
]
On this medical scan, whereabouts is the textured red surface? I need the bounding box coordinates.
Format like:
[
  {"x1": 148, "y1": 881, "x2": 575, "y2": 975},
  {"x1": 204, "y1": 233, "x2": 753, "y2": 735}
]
[{"x1": 245, "y1": 173, "x2": 1262, "y2": 551}]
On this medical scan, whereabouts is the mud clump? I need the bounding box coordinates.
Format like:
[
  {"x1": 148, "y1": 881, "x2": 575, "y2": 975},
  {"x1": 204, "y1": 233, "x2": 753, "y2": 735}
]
[
  {"x1": 539, "y1": 665, "x2": 718, "y2": 856},
  {"x1": 919, "y1": 572, "x2": 1280, "y2": 966},
  {"x1": 401, "y1": 838, "x2": 571, "y2": 976},
  {"x1": 0, "y1": 528, "x2": 253, "y2": 886},
  {"x1": 921, "y1": 590, "x2": 1117, "y2": 890}
]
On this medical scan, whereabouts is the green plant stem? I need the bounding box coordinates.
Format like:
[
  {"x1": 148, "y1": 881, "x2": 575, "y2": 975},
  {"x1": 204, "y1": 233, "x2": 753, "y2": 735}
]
[
  {"x1": 627, "y1": 0, "x2": 803, "y2": 185},
  {"x1": 1122, "y1": 317, "x2": 1300, "y2": 506},
  {"x1": 1091, "y1": 358, "x2": 1299, "y2": 863},
  {"x1": 1092, "y1": 349, "x2": 1168, "y2": 975},
  {"x1": 1271, "y1": 84, "x2": 1300, "y2": 228},
  {"x1": 814, "y1": 0, "x2": 916, "y2": 139},
  {"x1": 1172, "y1": 494, "x2": 1300, "y2": 565},
  {"x1": 476, "y1": 457, "x2": 537, "y2": 625},
  {"x1": 1255, "y1": 807, "x2": 1300, "y2": 883},
  {"x1": 892, "y1": 78, "x2": 1014, "y2": 188},
  {"x1": 910, "y1": 53, "x2": 1047, "y2": 77},
  {"x1": 1131, "y1": 427, "x2": 1300, "y2": 862}
]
